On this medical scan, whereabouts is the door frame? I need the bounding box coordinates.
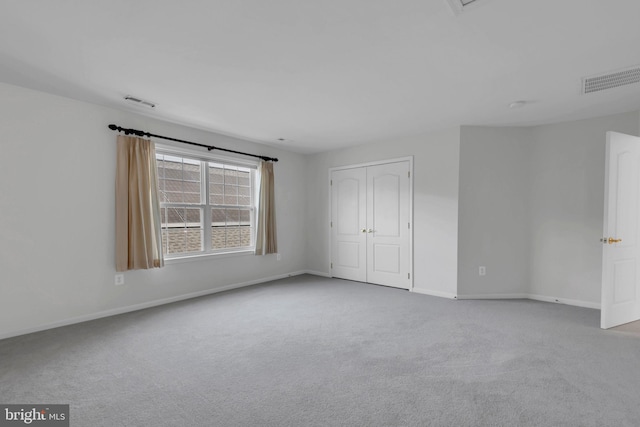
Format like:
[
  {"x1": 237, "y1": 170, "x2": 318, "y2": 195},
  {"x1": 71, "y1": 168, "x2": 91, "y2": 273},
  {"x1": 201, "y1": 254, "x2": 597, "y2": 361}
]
[{"x1": 328, "y1": 156, "x2": 414, "y2": 290}]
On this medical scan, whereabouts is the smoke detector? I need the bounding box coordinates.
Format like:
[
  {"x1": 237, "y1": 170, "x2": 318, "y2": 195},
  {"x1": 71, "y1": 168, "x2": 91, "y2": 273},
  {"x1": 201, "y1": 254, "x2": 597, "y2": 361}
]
[{"x1": 582, "y1": 66, "x2": 640, "y2": 95}]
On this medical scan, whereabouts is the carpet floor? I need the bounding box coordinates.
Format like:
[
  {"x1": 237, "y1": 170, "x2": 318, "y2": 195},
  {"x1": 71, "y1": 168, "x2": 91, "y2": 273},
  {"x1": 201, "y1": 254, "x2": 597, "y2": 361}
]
[{"x1": 1, "y1": 274, "x2": 639, "y2": 426}]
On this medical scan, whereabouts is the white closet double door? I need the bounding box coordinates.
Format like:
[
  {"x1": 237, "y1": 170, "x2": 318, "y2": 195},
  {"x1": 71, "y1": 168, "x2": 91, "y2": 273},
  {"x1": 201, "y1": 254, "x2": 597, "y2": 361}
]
[{"x1": 331, "y1": 160, "x2": 412, "y2": 290}]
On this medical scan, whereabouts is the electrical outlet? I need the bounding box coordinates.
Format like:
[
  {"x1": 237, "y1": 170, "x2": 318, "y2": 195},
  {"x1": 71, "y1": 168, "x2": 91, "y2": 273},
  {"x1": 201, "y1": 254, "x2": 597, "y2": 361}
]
[
  {"x1": 479, "y1": 266, "x2": 486, "y2": 276},
  {"x1": 276, "y1": 253, "x2": 282, "y2": 261},
  {"x1": 115, "y1": 274, "x2": 125, "y2": 286}
]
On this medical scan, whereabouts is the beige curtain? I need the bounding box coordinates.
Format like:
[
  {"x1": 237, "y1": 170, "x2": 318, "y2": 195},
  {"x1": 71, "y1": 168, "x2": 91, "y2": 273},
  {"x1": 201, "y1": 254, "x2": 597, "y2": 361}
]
[
  {"x1": 115, "y1": 135, "x2": 164, "y2": 271},
  {"x1": 255, "y1": 161, "x2": 278, "y2": 255}
]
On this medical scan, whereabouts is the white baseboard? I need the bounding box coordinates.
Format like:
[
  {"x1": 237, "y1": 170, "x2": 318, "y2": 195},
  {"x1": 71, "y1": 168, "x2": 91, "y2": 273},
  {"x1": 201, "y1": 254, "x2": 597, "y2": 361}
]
[
  {"x1": 527, "y1": 293, "x2": 600, "y2": 310},
  {"x1": 0, "y1": 271, "x2": 308, "y2": 341},
  {"x1": 457, "y1": 293, "x2": 529, "y2": 300},
  {"x1": 457, "y1": 292, "x2": 600, "y2": 309},
  {"x1": 303, "y1": 270, "x2": 332, "y2": 278},
  {"x1": 411, "y1": 287, "x2": 458, "y2": 299}
]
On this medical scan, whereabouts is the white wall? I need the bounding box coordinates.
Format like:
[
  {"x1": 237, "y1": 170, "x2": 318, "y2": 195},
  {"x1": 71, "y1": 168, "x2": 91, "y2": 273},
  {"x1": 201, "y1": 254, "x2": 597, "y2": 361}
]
[
  {"x1": 305, "y1": 128, "x2": 460, "y2": 298},
  {"x1": 0, "y1": 82, "x2": 308, "y2": 339},
  {"x1": 458, "y1": 126, "x2": 532, "y2": 298}
]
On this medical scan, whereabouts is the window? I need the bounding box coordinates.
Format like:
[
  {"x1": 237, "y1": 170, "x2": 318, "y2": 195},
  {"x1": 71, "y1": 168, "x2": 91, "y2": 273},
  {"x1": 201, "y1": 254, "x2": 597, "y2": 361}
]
[{"x1": 156, "y1": 150, "x2": 257, "y2": 258}]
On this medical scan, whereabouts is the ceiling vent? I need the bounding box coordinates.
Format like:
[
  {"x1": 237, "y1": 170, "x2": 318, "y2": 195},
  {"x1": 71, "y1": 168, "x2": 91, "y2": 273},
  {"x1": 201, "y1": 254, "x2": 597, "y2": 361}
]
[
  {"x1": 124, "y1": 95, "x2": 156, "y2": 108},
  {"x1": 582, "y1": 66, "x2": 640, "y2": 94},
  {"x1": 446, "y1": 0, "x2": 482, "y2": 15}
]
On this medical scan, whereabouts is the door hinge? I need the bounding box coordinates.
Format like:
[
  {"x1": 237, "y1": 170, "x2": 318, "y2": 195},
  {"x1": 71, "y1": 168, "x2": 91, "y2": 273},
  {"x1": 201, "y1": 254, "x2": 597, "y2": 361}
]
[
  {"x1": 330, "y1": 179, "x2": 333, "y2": 186},
  {"x1": 408, "y1": 273, "x2": 411, "y2": 279},
  {"x1": 408, "y1": 171, "x2": 410, "y2": 178},
  {"x1": 330, "y1": 221, "x2": 333, "y2": 228},
  {"x1": 408, "y1": 222, "x2": 410, "y2": 229},
  {"x1": 331, "y1": 263, "x2": 333, "y2": 269}
]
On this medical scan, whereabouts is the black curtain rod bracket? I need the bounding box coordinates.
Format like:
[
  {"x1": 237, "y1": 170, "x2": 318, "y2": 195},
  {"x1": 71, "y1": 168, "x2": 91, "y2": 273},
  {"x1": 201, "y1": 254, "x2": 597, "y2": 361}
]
[{"x1": 108, "y1": 124, "x2": 278, "y2": 162}]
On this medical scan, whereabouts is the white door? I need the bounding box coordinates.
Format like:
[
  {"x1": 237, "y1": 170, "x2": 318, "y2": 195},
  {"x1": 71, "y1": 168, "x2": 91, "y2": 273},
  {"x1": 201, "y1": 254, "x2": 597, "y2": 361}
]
[
  {"x1": 601, "y1": 131, "x2": 640, "y2": 329},
  {"x1": 366, "y1": 162, "x2": 411, "y2": 288},
  {"x1": 331, "y1": 161, "x2": 411, "y2": 289},
  {"x1": 331, "y1": 167, "x2": 367, "y2": 282}
]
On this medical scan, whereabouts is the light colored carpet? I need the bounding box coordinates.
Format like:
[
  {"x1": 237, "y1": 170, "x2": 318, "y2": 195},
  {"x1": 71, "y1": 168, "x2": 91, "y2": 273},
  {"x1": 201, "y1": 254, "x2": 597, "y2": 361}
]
[{"x1": 1, "y1": 275, "x2": 639, "y2": 426}]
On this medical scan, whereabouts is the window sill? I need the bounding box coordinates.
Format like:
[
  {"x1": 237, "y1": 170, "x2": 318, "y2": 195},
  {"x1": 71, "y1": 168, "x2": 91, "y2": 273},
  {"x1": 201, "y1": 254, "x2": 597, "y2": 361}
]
[{"x1": 164, "y1": 249, "x2": 255, "y2": 265}]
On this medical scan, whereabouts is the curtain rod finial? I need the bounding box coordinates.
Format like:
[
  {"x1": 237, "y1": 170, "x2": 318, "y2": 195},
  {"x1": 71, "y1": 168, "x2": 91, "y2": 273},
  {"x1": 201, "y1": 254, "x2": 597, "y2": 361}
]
[{"x1": 108, "y1": 124, "x2": 118, "y2": 131}]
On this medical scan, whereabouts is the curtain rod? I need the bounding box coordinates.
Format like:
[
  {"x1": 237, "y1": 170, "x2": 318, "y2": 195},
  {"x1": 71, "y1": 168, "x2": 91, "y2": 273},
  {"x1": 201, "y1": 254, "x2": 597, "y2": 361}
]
[{"x1": 108, "y1": 124, "x2": 278, "y2": 162}]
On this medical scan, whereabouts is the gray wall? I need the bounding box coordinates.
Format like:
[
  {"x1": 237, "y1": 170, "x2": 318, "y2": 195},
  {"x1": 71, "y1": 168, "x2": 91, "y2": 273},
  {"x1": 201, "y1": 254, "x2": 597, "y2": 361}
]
[
  {"x1": 458, "y1": 112, "x2": 640, "y2": 306},
  {"x1": 458, "y1": 126, "x2": 533, "y2": 297}
]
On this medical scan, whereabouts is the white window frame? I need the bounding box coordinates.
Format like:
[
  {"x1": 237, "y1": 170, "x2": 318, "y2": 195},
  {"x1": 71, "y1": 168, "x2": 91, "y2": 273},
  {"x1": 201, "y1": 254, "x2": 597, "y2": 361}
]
[{"x1": 155, "y1": 143, "x2": 259, "y2": 262}]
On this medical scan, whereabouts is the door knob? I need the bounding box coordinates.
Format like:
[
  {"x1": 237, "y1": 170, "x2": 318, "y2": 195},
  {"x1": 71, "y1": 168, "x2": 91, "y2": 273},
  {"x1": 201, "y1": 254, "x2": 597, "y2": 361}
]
[
  {"x1": 367, "y1": 229, "x2": 375, "y2": 233},
  {"x1": 361, "y1": 228, "x2": 367, "y2": 233},
  {"x1": 602, "y1": 237, "x2": 622, "y2": 244}
]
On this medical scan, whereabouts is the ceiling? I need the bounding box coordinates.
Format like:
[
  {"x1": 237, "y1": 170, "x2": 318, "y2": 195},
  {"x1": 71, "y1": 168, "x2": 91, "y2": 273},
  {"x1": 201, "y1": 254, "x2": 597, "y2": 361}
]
[{"x1": 2, "y1": 0, "x2": 640, "y2": 153}]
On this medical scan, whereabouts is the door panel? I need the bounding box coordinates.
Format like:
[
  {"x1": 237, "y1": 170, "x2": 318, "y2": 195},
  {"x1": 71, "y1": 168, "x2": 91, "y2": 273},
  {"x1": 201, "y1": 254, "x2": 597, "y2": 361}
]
[
  {"x1": 337, "y1": 242, "x2": 361, "y2": 269},
  {"x1": 366, "y1": 162, "x2": 411, "y2": 289},
  {"x1": 601, "y1": 132, "x2": 640, "y2": 329},
  {"x1": 373, "y1": 244, "x2": 401, "y2": 273},
  {"x1": 336, "y1": 178, "x2": 361, "y2": 235},
  {"x1": 371, "y1": 173, "x2": 400, "y2": 236},
  {"x1": 613, "y1": 259, "x2": 636, "y2": 304},
  {"x1": 614, "y1": 151, "x2": 637, "y2": 248},
  {"x1": 331, "y1": 168, "x2": 366, "y2": 282}
]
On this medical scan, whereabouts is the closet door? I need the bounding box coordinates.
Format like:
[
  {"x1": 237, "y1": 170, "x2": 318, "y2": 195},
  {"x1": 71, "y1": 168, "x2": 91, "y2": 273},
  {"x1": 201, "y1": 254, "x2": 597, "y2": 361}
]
[
  {"x1": 331, "y1": 167, "x2": 367, "y2": 282},
  {"x1": 331, "y1": 160, "x2": 411, "y2": 289},
  {"x1": 366, "y1": 162, "x2": 411, "y2": 289}
]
